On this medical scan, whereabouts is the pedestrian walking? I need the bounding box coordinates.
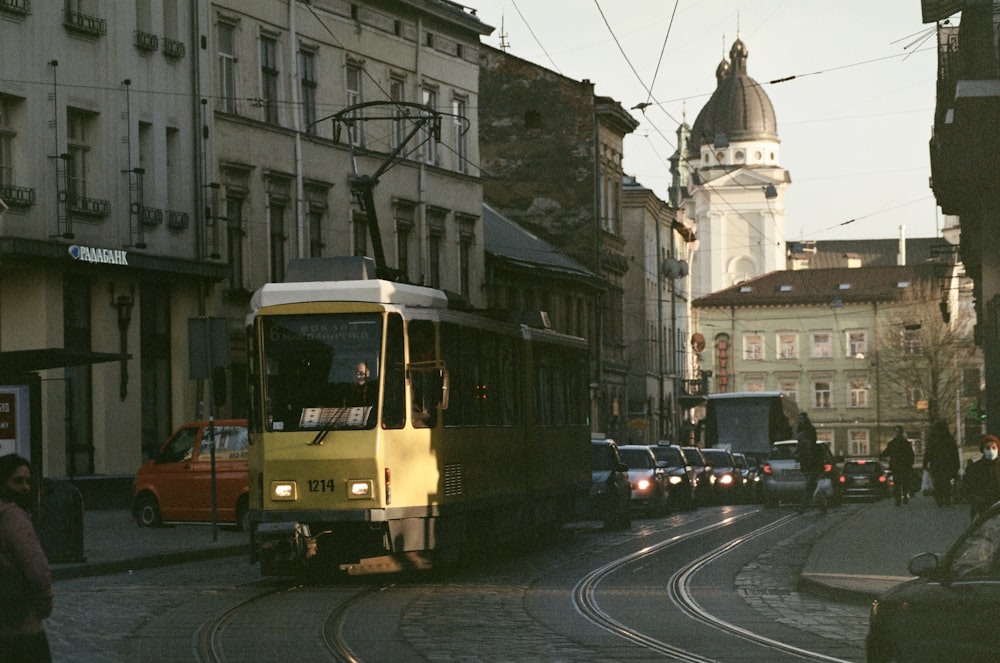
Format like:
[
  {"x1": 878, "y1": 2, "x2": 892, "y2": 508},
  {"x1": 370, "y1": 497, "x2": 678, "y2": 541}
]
[
  {"x1": 879, "y1": 426, "x2": 915, "y2": 506},
  {"x1": 923, "y1": 420, "x2": 960, "y2": 506},
  {"x1": 963, "y1": 434, "x2": 1000, "y2": 524},
  {"x1": 796, "y1": 412, "x2": 822, "y2": 512},
  {"x1": 0, "y1": 454, "x2": 53, "y2": 663}
]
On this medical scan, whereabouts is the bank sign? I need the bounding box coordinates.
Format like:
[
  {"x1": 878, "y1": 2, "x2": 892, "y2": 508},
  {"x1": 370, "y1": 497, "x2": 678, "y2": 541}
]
[{"x1": 68, "y1": 244, "x2": 128, "y2": 266}]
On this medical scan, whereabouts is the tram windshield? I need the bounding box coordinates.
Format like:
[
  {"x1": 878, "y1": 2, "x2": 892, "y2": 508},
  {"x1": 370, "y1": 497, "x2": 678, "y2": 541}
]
[{"x1": 261, "y1": 313, "x2": 382, "y2": 432}]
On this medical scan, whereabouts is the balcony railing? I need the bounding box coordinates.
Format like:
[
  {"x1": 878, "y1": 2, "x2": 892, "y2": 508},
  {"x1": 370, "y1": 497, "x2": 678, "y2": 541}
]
[
  {"x1": 141, "y1": 206, "x2": 163, "y2": 227},
  {"x1": 0, "y1": 0, "x2": 30, "y2": 17},
  {"x1": 63, "y1": 8, "x2": 106, "y2": 37},
  {"x1": 66, "y1": 194, "x2": 110, "y2": 217},
  {"x1": 135, "y1": 30, "x2": 158, "y2": 52},
  {"x1": 162, "y1": 38, "x2": 185, "y2": 59},
  {"x1": 0, "y1": 184, "x2": 35, "y2": 208},
  {"x1": 166, "y1": 210, "x2": 189, "y2": 230}
]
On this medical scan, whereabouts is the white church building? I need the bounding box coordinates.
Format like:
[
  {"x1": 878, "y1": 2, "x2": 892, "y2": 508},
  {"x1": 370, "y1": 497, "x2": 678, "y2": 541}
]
[{"x1": 673, "y1": 37, "x2": 791, "y2": 300}]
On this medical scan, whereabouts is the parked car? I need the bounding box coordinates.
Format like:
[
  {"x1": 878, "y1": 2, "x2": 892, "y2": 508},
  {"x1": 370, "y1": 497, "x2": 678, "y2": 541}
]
[
  {"x1": 650, "y1": 443, "x2": 697, "y2": 511},
  {"x1": 590, "y1": 437, "x2": 631, "y2": 530},
  {"x1": 838, "y1": 458, "x2": 891, "y2": 502},
  {"x1": 617, "y1": 445, "x2": 670, "y2": 516},
  {"x1": 133, "y1": 420, "x2": 250, "y2": 530},
  {"x1": 680, "y1": 446, "x2": 716, "y2": 507},
  {"x1": 866, "y1": 501, "x2": 1000, "y2": 662},
  {"x1": 732, "y1": 452, "x2": 762, "y2": 503},
  {"x1": 700, "y1": 448, "x2": 745, "y2": 504},
  {"x1": 759, "y1": 440, "x2": 837, "y2": 508}
]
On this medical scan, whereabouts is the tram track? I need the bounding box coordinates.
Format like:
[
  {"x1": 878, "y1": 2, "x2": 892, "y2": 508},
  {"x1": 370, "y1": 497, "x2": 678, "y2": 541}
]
[
  {"x1": 574, "y1": 509, "x2": 856, "y2": 662},
  {"x1": 193, "y1": 580, "x2": 377, "y2": 663}
]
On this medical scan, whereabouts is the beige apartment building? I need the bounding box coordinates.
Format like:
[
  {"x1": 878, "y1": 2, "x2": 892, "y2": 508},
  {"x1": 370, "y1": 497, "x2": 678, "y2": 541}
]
[
  {"x1": 0, "y1": 0, "x2": 491, "y2": 481},
  {"x1": 692, "y1": 261, "x2": 980, "y2": 459}
]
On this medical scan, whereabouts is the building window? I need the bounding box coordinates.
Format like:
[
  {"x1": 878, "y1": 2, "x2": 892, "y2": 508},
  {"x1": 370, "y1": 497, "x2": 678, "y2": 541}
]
[
  {"x1": 390, "y1": 76, "x2": 406, "y2": 149},
  {"x1": 421, "y1": 87, "x2": 437, "y2": 164},
  {"x1": 346, "y1": 62, "x2": 364, "y2": 146},
  {"x1": 226, "y1": 195, "x2": 245, "y2": 291},
  {"x1": 812, "y1": 380, "x2": 832, "y2": 409},
  {"x1": 452, "y1": 96, "x2": 468, "y2": 173},
  {"x1": 849, "y1": 379, "x2": 869, "y2": 408},
  {"x1": 811, "y1": 332, "x2": 832, "y2": 359},
  {"x1": 848, "y1": 429, "x2": 870, "y2": 457},
  {"x1": 0, "y1": 96, "x2": 15, "y2": 188},
  {"x1": 308, "y1": 208, "x2": 324, "y2": 257},
  {"x1": 299, "y1": 49, "x2": 317, "y2": 133},
  {"x1": 779, "y1": 380, "x2": 798, "y2": 403},
  {"x1": 847, "y1": 330, "x2": 867, "y2": 358},
  {"x1": 903, "y1": 328, "x2": 922, "y2": 355},
  {"x1": 65, "y1": 108, "x2": 92, "y2": 202},
  {"x1": 218, "y1": 22, "x2": 237, "y2": 113},
  {"x1": 743, "y1": 333, "x2": 763, "y2": 361},
  {"x1": 394, "y1": 202, "x2": 415, "y2": 280},
  {"x1": 353, "y1": 209, "x2": 368, "y2": 257},
  {"x1": 260, "y1": 35, "x2": 279, "y2": 124},
  {"x1": 269, "y1": 199, "x2": 286, "y2": 282},
  {"x1": 458, "y1": 215, "x2": 475, "y2": 298},
  {"x1": 905, "y1": 384, "x2": 925, "y2": 408},
  {"x1": 778, "y1": 333, "x2": 798, "y2": 360}
]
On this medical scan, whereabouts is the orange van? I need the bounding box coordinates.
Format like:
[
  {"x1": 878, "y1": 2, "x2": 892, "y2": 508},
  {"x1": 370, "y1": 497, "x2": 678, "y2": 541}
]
[{"x1": 132, "y1": 420, "x2": 249, "y2": 530}]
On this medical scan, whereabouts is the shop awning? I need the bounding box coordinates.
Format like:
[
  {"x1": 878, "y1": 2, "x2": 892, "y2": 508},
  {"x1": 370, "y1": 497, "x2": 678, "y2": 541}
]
[{"x1": 0, "y1": 348, "x2": 129, "y2": 375}]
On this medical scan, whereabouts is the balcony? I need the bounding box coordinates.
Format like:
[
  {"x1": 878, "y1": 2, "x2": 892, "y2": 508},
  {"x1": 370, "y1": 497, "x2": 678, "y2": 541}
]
[
  {"x1": 162, "y1": 38, "x2": 185, "y2": 60},
  {"x1": 0, "y1": 184, "x2": 35, "y2": 208},
  {"x1": 135, "y1": 30, "x2": 158, "y2": 53},
  {"x1": 0, "y1": 0, "x2": 30, "y2": 17},
  {"x1": 929, "y1": 11, "x2": 1000, "y2": 216},
  {"x1": 63, "y1": 9, "x2": 106, "y2": 37},
  {"x1": 141, "y1": 206, "x2": 162, "y2": 227},
  {"x1": 66, "y1": 194, "x2": 110, "y2": 218},
  {"x1": 166, "y1": 210, "x2": 189, "y2": 230}
]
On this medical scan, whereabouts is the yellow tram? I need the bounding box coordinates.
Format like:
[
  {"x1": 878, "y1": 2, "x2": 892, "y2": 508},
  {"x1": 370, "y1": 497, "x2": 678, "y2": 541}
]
[{"x1": 246, "y1": 258, "x2": 591, "y2": 574}]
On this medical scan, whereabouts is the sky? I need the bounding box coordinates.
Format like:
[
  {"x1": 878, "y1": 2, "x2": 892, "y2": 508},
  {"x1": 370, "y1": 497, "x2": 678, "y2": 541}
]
[{"x1": 467, "y1": 0, "x2": 946, "y2": 241}]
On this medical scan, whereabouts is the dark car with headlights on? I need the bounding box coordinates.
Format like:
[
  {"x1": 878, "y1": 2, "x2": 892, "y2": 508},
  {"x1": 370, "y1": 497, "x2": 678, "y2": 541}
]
[
  {"x1": 681, "y1": 446, "x2": 716, "y2": 507},
  {"x1": 590, "y1": 437, "x2": 631, "y2": 530},
  {"x1": 650, "y1": 443, "x2": 697, "y2": 511},
  {"x1": 866, "y1": 501, "x2": 1000, "y2": 662},
  {"x1": 618, "y1": 445, "x2": 670, "y2": 516},
  {"x1": 701, "y1": 448, "x2": 745, "y2": 504},
  {"x1": 838, "y1": 458, "x2": 890, "y2": 502}
]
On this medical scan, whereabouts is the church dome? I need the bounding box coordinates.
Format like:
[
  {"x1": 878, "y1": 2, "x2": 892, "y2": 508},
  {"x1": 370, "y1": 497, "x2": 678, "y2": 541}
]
[{"x1": 688, "y1": 37, "x2": 778, "y2": 159}]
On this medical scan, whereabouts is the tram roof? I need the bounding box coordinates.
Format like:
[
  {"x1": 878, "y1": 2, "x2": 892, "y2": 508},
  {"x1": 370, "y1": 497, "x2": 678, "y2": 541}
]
[{"x1": 250, "y1": 279, "x2": 449, "y2": 311}]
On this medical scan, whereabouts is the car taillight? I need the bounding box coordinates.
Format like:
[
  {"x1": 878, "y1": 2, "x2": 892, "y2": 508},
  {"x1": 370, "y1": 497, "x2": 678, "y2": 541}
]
[
  {"x1": 823, "y1": 463, "x2": 833, "y2": 473},
  {"x1": 762, "y1": 463, "x2": 773, "y2": 475},
  {"x1": 878, "y1": 474, "x2": 887, "y2": 484},
  {"x1": 839, "y1": 475, "x2": 846, "y2": 483}
]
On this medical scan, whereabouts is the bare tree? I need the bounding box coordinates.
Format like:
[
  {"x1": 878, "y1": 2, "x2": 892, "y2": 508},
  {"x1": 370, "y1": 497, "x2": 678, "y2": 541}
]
[{"x1": 876, "y1": 283, "x2": 976, "y2": 428}]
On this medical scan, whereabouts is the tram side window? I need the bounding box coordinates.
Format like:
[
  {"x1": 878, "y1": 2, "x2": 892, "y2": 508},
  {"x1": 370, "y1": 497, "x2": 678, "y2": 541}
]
[
  {"x1": 498, "y1": 338, "x2": 521, "y2": 426},
  {"x1": 535, "y1": 355, "x2": 553, "y2": 425},
  {"x1": 408, "y1": 319, "x2": 441, "y2": 428},
  {"x1": 383, "y1": 314, "x2": 406, "y2": 429}
]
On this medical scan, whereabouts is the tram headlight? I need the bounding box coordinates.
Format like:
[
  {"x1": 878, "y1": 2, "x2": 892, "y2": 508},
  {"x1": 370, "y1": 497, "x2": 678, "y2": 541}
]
[
  {"x1": 348, "y1": 479, "x2": 372, "y2": 499},
  {"x1": 668, "y1": 475, "x2": 683, "y2": 485},
  {"x1": 271, "y1": 481, "x2": 297, "y2": 501}
]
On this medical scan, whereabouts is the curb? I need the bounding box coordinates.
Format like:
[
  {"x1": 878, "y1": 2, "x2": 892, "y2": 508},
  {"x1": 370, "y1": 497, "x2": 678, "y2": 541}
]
[{"x1": 51, "y1": 544, "x2": 248, "y2": 580}]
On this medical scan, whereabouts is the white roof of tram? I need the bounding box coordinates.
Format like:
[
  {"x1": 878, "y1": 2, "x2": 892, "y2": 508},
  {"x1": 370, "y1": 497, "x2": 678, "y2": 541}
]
[{"x1": 250, "y1": 279, "x2": 449, "y2": 312}]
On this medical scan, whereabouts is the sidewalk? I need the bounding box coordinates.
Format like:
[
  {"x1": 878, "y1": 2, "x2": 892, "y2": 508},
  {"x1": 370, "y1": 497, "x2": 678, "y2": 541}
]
[
  {"x1": 49, "y1": 510, "x2": 248, "y2": 580},
  {"x1": 800, "y1": 490, "x2": 971, "y2": 602}
]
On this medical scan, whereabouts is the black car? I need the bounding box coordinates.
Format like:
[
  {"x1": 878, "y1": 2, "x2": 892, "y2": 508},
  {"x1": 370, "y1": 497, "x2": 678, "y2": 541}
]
[
  {"x1": 590, "y1": 437, "x2": 631, "y2": 530},
  {"x1": 680, "y1": 446, "x2": 716, "y2": 507},
  {"x1": 838, "y1": 458, "x2": 890, "y2": 502},
  {"x1": 700, "y1": 448, "x2": 745, "y2": 504},
  {"x1": 867, "y1": 501, "x2": 1000, "y2": 662},
  {"x1": 732, "y1": 452, "x2": 762, "y2": 503},
  {"x1": 649, "y1": 444, "x2": 697, "y2": 511}
]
